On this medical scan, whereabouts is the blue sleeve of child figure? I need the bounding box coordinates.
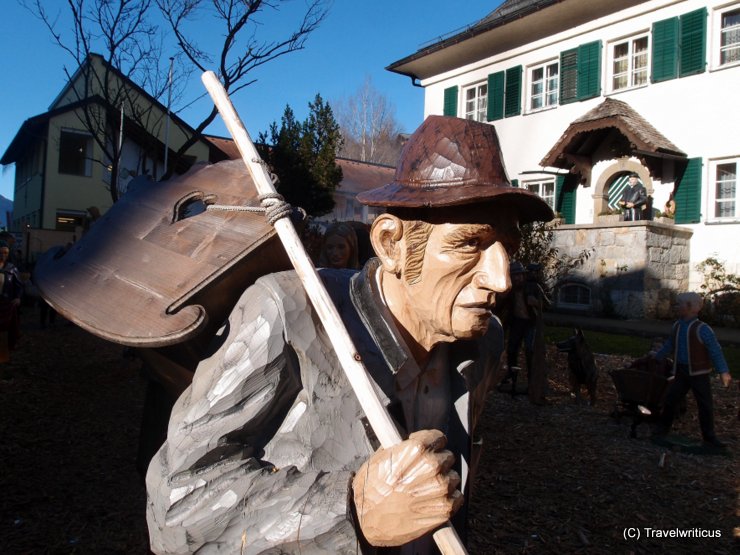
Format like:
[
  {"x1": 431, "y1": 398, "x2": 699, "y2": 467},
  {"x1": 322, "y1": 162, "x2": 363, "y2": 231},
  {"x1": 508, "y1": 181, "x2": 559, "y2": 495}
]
[
  {"x1": 699, "y1": 324, "x2": 729, "y2": 374},
  {"x1": 654, "y1": 331, "x2": 674, "y2": 361}
]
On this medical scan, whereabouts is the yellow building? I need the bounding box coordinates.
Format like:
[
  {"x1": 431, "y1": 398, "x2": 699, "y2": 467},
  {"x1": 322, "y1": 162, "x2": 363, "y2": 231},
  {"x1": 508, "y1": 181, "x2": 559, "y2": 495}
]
[{"x1": 1, "y1": 54, "x2": 217, "y2": 237}]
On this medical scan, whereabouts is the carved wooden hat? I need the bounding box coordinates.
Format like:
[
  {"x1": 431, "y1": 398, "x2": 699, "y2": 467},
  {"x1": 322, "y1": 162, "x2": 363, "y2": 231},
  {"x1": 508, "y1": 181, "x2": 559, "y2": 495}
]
[{"x1": 357, "y1": 115, "x2": 554, "y2": 223}]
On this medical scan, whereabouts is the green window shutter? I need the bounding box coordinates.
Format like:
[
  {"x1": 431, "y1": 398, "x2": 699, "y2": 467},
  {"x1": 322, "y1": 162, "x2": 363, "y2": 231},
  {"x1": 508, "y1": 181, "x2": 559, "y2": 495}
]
[
  {"x1": 576, "y1": 41, "x2": 602, "y2": 100},
  {"x1": 559, "y1": 48, "x2": 578, "y2": 104},
  {"x1": 555, "y1": 175, "x2": 576, "y2": 224},
  {"x1": 443, "y1": 86, "x2": 458, "y2": 116},
  {"x1": 504, "y1": 65, "x2": 522, "y2": 117},
  {"x1": 555, "y1": 175, "x2": 564, "y2": 205},
  {"x1": 652, "y1": 17, "x2": 679, "y2": 82},
  {"x1": 487, "y1": 72, "x2": 505, "y2": 121},
  {"x1": 674, "y1": 157, "x2": 702, "y2": 224},
  {"x1": 679, "y1": 8, "x2": 707, "y2": 77},
  {"x1": 511, "y1": 178, "x2": 519, "y2": 187}
]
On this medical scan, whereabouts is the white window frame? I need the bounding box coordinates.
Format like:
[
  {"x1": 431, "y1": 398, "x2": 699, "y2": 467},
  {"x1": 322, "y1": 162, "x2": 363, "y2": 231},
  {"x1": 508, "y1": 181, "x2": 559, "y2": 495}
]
[
  {"x1": 708, "y1": 157, "x2": 740, "y2": 221},
  {"x1": 526, "y1": 60, "x2": 559, "y2": 112},
  {"x1": 523, "y1": 178, "x2": 556, "y2": 210},
  {"x1": 711, "y1": 4, "x2": 740, "y2": 69},
  {"x1": 607, "y1": 32, "x2": 650, "y2": 93},
  {"x1": 463, "y1": 82, "x2": 488, "y2": 122}
]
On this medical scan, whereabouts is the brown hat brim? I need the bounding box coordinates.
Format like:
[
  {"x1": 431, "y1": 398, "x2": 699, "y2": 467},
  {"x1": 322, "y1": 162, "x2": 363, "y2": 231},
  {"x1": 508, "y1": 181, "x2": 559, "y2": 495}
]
[{"x1": 357, "y1": 182, "x2": 554, "y2": 225}]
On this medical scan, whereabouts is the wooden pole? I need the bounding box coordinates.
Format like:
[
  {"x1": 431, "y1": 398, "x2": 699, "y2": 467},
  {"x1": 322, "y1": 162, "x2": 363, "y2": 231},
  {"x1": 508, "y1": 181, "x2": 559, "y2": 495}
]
[{"x1": 201, "y1": 71, "x2": 467, "y2": 555}]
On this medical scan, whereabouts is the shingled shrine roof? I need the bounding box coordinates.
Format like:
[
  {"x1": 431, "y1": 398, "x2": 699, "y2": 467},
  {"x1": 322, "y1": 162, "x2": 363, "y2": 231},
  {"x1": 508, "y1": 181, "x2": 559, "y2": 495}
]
[{"x1": 540, "y1": 98, "x2": 686, "y2": 171}]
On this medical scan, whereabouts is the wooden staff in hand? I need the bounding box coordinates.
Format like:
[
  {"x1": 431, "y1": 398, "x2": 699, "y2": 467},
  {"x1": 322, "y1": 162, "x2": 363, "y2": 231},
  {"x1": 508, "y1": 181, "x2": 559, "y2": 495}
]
[
  {"x1": 147, "y1": 75, "x2": 553, "y2": 555},
  {"x1": 201, "y1": 71, "x2": 467, "y2": 555}
]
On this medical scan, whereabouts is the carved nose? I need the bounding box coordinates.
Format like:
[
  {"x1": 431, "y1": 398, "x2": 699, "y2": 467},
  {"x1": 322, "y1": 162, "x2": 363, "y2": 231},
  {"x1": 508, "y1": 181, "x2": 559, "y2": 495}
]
[{"x1": 474, "y1": 242, "x2": 511, "y2": 293}]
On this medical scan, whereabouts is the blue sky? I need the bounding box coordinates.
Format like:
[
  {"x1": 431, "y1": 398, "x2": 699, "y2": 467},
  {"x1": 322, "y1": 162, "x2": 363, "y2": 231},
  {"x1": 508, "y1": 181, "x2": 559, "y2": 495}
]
[{"x1": 0, "y1": 1, "x2": 500, "y2": 201}]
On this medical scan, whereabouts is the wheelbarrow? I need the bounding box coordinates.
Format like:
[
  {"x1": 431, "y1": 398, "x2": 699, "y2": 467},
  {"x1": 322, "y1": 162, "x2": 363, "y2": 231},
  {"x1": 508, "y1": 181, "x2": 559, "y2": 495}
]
[{"x1": 609, "y1": 358, "x2": 673, "y2": 438}]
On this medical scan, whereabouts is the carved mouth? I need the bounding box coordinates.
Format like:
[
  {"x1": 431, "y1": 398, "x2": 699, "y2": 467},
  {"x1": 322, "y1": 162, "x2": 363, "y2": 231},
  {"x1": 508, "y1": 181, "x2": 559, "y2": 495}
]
[{"x1": 459, "y1": 304, "x2": 493, "y2": 315}]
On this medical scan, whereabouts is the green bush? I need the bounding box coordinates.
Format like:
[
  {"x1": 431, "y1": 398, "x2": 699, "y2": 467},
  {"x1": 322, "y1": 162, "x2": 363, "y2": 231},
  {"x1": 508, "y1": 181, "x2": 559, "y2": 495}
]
[{"x1": 696, "y1": 257, "x2": 740, "y2": 328}]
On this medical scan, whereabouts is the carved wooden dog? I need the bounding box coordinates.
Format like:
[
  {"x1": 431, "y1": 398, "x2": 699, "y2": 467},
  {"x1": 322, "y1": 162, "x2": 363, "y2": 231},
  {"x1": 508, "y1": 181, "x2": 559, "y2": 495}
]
[{"x1": 556, "y1": 328, "x2": 599, "y2": 405}]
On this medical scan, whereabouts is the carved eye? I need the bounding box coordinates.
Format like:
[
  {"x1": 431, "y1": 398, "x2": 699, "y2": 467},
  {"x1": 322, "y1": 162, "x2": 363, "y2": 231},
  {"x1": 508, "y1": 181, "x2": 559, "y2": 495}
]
[{"x1": 465, "y1": 237, "x2": 481, "y2": 249}]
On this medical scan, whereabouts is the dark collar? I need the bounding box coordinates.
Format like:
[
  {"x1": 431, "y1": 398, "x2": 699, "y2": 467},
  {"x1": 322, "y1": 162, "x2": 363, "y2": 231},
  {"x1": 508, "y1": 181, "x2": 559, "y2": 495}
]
[{"x1": 349, "y1": 258, "x2": 421, "y2": 390}]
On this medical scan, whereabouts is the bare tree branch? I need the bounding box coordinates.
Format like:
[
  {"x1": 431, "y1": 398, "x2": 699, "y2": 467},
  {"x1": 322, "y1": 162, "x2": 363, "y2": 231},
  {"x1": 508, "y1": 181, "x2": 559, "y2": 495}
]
[
  {"x1": 156, "y1": 0, "x2": 330, "y2": 178},
  {"x1": 22, "y1": 0, "x2": 330, "y2": 194},
  {"x1": 335, "y1": 76, "x2": 404, "y2": 166}
]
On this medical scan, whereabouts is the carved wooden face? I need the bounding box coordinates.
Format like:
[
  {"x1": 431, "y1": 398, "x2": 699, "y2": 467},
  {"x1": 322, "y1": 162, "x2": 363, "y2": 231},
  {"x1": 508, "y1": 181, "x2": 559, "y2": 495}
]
[
  {"x1": 374, "y1": 207, "x2": 520, "y2": 350},
  {"x1": 323, "y1": 234, "x2": 351, "y2": 269},
  {"x1": 676, "y1": 298, "x2": 700, "y2": 320}
]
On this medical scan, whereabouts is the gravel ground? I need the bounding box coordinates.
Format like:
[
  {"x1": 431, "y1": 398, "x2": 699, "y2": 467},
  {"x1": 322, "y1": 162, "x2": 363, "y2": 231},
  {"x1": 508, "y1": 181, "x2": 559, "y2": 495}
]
[{"x1": 1, "y1": 305, "x2": 737, "y2": 554}]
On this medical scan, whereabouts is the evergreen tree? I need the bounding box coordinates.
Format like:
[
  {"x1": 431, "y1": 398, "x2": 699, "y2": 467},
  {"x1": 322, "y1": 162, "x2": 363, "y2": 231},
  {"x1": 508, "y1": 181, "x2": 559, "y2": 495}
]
[
  {"x1": 259, "y1": 96, "x2": 343, "y2": 217},
  {"x1": 301, "y1": 94, "x2": 343, "y2": 215}
]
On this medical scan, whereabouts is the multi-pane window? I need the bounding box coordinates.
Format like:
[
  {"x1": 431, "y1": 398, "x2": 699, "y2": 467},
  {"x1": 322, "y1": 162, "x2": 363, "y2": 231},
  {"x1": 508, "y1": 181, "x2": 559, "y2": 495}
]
[
  {"x1": 529, "y1": 61, "x2": 559, "y2": 111},
  {"x1": 721, "y1": 9, "x2": 740, "y2": 65},
  {"x1": 611, "y1": 35, "x2": 649, "y2": 91},
  {"x1": 712, "y1": 160, "x2": 738, "y2": 219},
  {"x1": 58, "y1": 129, "x2": 92, "y2": 176},
  {"x1": 558, "y1": 283, "x2": 591, "y2": 309},
  {"x1": 463, "y1": 83, "x2": 487, "y2": 122},
  {"x1": 525, "y1": 179, "x2": 556, "y2": 210}
]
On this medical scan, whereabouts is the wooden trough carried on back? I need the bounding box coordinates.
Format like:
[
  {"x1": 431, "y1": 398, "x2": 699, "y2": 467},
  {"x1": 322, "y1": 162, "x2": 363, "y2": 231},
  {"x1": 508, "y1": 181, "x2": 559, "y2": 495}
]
[{"x1": 35, "y1": 159, "x2": 291, "y2": 391}]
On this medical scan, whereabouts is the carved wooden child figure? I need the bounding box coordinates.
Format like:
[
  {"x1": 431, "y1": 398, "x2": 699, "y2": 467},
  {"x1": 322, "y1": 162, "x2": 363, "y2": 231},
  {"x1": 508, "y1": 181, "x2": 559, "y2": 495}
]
[
  {"x1": 146, "y1": 116, "x2": 553, "y2": 553},
  {"x1": 651, "y1": 292, "x2": 732, "y2": 448}
]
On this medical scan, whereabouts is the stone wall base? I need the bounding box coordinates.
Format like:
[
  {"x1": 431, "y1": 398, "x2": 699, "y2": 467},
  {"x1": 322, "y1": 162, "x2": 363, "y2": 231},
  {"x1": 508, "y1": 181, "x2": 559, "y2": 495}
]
[{"x1": 551, "y1": 220, "x2": 692, "y2": 319}]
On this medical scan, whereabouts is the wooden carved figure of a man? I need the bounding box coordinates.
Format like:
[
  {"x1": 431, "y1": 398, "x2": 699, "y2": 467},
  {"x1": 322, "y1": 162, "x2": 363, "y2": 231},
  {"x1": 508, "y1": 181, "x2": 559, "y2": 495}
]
[
  {"x1": 146, "y1": 115, "x2": 553, "y2": 554},
  {"x1": 618, "y1": 172, "x2": 648, "y2": 221}
]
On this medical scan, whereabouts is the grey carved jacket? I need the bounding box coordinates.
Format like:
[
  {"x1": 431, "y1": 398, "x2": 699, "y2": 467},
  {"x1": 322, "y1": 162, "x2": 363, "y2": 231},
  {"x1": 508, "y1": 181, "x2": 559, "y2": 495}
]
[{"x1": 146, "y1": 259, "x2": 504, "y2": 554}]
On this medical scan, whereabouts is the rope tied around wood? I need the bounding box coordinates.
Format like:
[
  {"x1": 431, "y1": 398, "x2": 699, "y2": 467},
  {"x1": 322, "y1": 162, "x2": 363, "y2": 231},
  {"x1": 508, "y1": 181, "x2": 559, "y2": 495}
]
[
  {"x1": 206, "y1": 193, "x2": 293, "y2": 225},
  {"x1": 205, "y1": 159, "x2": 300, "y2": 225}
]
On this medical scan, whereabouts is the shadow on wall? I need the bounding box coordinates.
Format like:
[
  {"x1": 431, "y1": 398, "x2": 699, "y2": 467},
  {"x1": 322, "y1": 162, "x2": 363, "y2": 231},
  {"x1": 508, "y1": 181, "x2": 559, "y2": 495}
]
[{"x1": 553, "y1": 266, "x2": 676, "y2": 320}]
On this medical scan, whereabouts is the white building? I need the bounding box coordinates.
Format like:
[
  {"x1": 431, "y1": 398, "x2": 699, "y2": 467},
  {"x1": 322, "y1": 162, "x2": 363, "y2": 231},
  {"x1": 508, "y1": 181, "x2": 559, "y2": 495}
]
[{"x1": 388, "y1": 0, "x2": 740, "y2": 295}]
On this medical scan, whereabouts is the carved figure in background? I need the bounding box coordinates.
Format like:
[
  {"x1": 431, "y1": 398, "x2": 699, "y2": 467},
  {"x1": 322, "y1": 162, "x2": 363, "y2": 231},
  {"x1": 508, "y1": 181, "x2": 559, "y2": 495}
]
[
  {"x1": 318, "y1": 221, "x2": 360, "y2": 269},
  {"x1": 525, "y1": 263, "x2": 550, "y2": 405},
  {"x1": 498, "y1": 261, "x2": 550, "y2": 401},
  {"x1": 556, "y1": 328, "x2": 599, "y2": 406},
  {"x1": 0, "y1": 241, "x2": 23, "y2": 371},
  {"x1": 651, "y1": 292, "x2": 732, "y2": 449},
  {"x1": 501, "y1": 261, "x2": 530, "y2": 396},
  {"x1": 663, "y1": 193, "x2": 676, "y2": 218},
  {"x1": 146, "y1": 116, "x2": 553, "y2": 553},
  {"x1": 618, "y1": 172, "x2": 647, "y2": 221}
]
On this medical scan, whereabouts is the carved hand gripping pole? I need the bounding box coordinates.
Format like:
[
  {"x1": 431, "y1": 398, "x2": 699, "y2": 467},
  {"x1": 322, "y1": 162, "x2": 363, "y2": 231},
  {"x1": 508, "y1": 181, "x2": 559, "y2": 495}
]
[{"x1": 201, "y1": 71, "x2": 467, "y2": 555}]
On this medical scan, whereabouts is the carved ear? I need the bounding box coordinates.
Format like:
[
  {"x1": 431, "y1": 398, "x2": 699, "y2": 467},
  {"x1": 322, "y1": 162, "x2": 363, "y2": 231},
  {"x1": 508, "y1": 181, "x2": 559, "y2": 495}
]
[{"x1": 370, "y1": 214, "x2": 403, "y2": 275}]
